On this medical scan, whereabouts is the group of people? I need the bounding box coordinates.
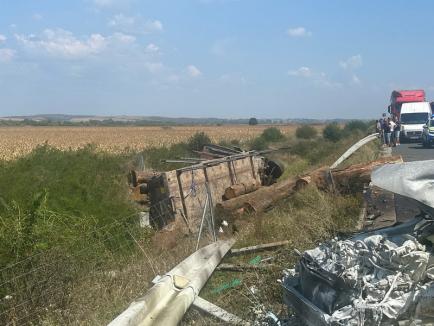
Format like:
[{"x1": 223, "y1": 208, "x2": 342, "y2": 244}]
[{"x1": 376, "y1": 113, "x2": 401, "y2": 147}]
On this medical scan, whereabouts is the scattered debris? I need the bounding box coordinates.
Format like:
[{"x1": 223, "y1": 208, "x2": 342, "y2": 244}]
[
  {"x1": 249, "y1": 255, "x2": 262, "y2": 265},
  {"x1": 211, "y1": 278, "x2": 242, "y2": 294}
]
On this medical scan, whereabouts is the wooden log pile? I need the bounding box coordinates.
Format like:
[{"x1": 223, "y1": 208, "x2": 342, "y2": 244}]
[
  {"x1": 223, "y1": 181, "x2": 261, "y2": 200},
  {"x1": 129, "y1": 170, "x2": 161, "y2": 205},
  {"x1": 216, "y1": 156, "x2": 403, "y2": 216}
]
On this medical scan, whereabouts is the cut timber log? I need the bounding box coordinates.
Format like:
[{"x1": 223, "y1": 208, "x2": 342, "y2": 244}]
[
  {"x1": 217, "y1": 156, "x2": 403, "y2": 215},
  {"x1": 303, "y1": 155, "x2": 403, "y2": 192},
  {"x1": 131, "y1": 170, "x2": 161, "y2": 186},
  {"x1": 224, "y1": 181, "x2": 261, "y2": 200},
  {"x1": 131, "y1": 185, "x2": 149, "y2": 204}
]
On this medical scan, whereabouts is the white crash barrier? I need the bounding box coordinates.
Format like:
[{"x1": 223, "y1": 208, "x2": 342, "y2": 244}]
[{"x1": 108, "y1": 239, "x2": 235, "y2": 326}]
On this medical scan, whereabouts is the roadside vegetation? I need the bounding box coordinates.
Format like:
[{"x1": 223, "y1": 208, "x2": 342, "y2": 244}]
[{"x1": 0, "y1": 121, "x2": 378, "y2": 325}]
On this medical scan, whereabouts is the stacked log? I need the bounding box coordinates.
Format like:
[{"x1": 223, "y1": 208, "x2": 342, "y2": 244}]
[
  {"x1": 130, "y1": 170, "x2": 161, "y2": 205},
  {"x1": 131, "y1": 185, "x2": 149, "y2": 204},
  {"x1": 217, "y1": 156, "x2": 403, "y2": 215},
  {"x1": 224, "y1": 181, "x2": 261, "y2": 200},
  {"x1": 131, "y1": 170, "x2": 161, "y2": 187}
]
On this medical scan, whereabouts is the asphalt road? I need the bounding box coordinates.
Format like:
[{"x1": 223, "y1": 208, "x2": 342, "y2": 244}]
[
  {"x1": 393, "y1": 142, "x2": 434, "y2": 162},
  {"x1": 392, "y1": 142, "x2": 434, "y2": 222}
]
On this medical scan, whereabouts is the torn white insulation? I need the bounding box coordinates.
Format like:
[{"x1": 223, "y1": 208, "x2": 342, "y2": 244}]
[
  {"x1": 372, "y1": 159, "x2": 434, "y2": 211},
  {"x1": 291, "y1": 233, "x2": 434, "y2": 325}
]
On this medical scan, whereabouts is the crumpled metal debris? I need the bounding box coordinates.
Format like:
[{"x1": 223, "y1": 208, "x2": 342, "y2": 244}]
[{"x1": 289, "y1": 232, "x2": 434, "y2": 325}]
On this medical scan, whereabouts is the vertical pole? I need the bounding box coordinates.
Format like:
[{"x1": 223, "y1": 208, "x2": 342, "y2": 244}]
[
  {"x1": 205, "y1": 182, "x2": 217, "y2": 242},
  {"x1": 195, "y1": 195, "x2": 209, "y2": 251}
]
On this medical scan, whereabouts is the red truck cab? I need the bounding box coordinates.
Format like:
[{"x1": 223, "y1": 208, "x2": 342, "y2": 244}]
[{"x1": 389, "y1": 90, "x2": 426, "y2": 118}]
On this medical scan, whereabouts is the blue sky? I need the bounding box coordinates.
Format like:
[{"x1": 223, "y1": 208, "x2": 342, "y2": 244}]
[{"x1": 1, "y1": 0, "x2": 434, "y2": 119}]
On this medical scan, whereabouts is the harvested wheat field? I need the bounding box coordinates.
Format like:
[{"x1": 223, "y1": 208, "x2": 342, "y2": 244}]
[{"x1": 0, "y1": 125, "x2": 301, "y2": 160}]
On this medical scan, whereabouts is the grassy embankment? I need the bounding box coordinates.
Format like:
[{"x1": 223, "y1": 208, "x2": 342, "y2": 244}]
[{"x1": 0, "y1": 121, "x2": 378, "y2": 325}]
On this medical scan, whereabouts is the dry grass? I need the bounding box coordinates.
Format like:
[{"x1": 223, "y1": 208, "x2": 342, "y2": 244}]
[{"x1": 0, "y1": 125, "x2": 299, "y2": 160}]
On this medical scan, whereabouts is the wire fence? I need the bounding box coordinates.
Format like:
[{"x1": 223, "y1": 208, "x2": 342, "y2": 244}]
[{"x1": 0, "y1": 191, "x2": 218, "y2": 325}]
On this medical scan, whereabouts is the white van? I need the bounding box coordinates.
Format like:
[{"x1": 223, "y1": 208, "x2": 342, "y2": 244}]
[{"x1": 400, "y1": 102, "x2": 432, "y2": 141}]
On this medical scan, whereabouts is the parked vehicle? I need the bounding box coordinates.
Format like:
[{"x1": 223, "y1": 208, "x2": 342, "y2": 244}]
[
  {"x1": 388, "y1": 89, "x2": 425, "y2": 118},
  {"x1": 400, "y1": 101, "x2": 432, "y2": 141},
  {"x1": 422, "y1": 116, "x2": 434, "y2": 147}
]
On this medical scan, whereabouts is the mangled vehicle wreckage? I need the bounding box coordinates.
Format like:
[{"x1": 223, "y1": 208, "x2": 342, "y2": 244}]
[{"x1": 283, "y1": 160, "x2": 434, "y2": 325}]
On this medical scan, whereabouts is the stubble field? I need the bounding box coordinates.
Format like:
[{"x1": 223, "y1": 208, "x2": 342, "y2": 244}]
[{"x1": 0, "y1": 125, "x2": 299, "y2": 160}]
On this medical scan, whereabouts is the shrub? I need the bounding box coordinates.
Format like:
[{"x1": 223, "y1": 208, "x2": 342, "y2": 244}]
[
  {"x1": 250, "y1": 136, "x2": 268, "y2": 150},
  {"x1": 291, "y1": 140, "x2": 338, "y2": 164},
  {"x1": 248, "y1": 117, "x2": 258, "y2": 125},
  {"x1": 187, "y1": 132, "x2": 211, "y2": 151},
  {"x1": 323, "y1": 123, "x2": 343, "y2": 142},
  {"x1": 261, "y1": 127, "x2": 284, "y2": 142},
  {"x1": 143, "y1": 142, "x2": 190, "y2": 171},
  {"x1": 343, "y1": 120, "x2": 369, "y2": 134},
  {"x1": 295, "y1": 125, "x2": 318, "y2": 139}
]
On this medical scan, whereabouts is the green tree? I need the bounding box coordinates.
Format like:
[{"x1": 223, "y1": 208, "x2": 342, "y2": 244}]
[
  {"x1": 187, "y1": 132, "x2": 212, "y2": 151},
  {"x1": 323, "y1": 123, "x2": 343, "y2": 142},
  {"x1": 261, "y1": 127, "x2": 284, "y2": 142},
  {"x1": 248, "y1": 117, "x2": 258, "y2": 125}
]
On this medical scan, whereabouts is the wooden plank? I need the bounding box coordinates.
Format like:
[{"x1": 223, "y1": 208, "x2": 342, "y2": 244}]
[
  {"x1": 193, "y1": 296, "x2": 246, "y2": 325},
  {"x1": 230, "y1": 240, "x2": 290, "y2": 256},
  {"x1": 216, "y1": 263, "x2": 276, "y2": 272}
]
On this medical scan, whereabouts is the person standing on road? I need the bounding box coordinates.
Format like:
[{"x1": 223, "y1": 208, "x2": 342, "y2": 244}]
[
  {"x1": 376, "y1": 120, "x2": 381, "y2": 133},
  {"x1": 379, "y1": 113, "x2": 387, "y2": 145},
  {"x1": 393, "y1": 117, "x2": 401, "y2": 146},
  {"x1": 389, "y1": 117, "x2": 396, "y2": 146},
  {"x1": 384, "y1": 117, "x2": 392, "y2": 146}
]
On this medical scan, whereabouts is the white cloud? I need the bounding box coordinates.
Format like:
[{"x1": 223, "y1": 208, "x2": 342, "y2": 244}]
[
  {"x1": 287, "y1": 27, "x2": 312, "y2": 38},
  {"x1": 15, "y1": 29, "x2": 138, "y2": 59},
  {"x1": 288, "y1": 66, "x2": 312, "y2": 77},
  {"x1": 0, "y1": 48, "x2": 15, "y2": 62},
  {"x1": 145, "y1": 62, "x2": 164, "y2": 74},
  {"x1": 15, "y1": 29, "x2": 107, "y2": 59},
  {"x1": 219, "y1": 73, "x2": 247, "y2": 85},
  {"x1": 0, "y1": 34, "x2": 6, "y2": 43},
  {"x1": 351, "y1": 74, "x2": 361, "y2": 84},
  {"x1": 112, "y1": 32, "x2": 136, "y2": 44},
  {"x1": 145, "y1": 43, "x2": 159, "y2": 53},
  {"x1": 289, "y1": 66, "x2": 341, "y2": 88},
  {"x1": 340, "y1": 54, "x2": 362, "y2": 70},
  {"x1": 32, "y1": 13, "x2": 43, "y2": 21},
  {"x1": 109, "y1": 14, "x2": 163, "y2": 34},
  {"x1": 168, "y1": 74, "x2": 180, "y2": 83},
  {"x1": 187, "y1": 65, "x2": 202, "y2": 77}
]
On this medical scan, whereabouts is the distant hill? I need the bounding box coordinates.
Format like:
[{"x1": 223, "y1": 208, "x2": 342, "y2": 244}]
[{"x1": 0, "y1": 114, "x2": 359, "y2": 126}]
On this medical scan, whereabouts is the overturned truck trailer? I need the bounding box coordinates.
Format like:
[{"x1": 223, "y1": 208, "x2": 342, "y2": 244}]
[{"x1": 147, "y1": 152, "x2": 266, "y2": 232}]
